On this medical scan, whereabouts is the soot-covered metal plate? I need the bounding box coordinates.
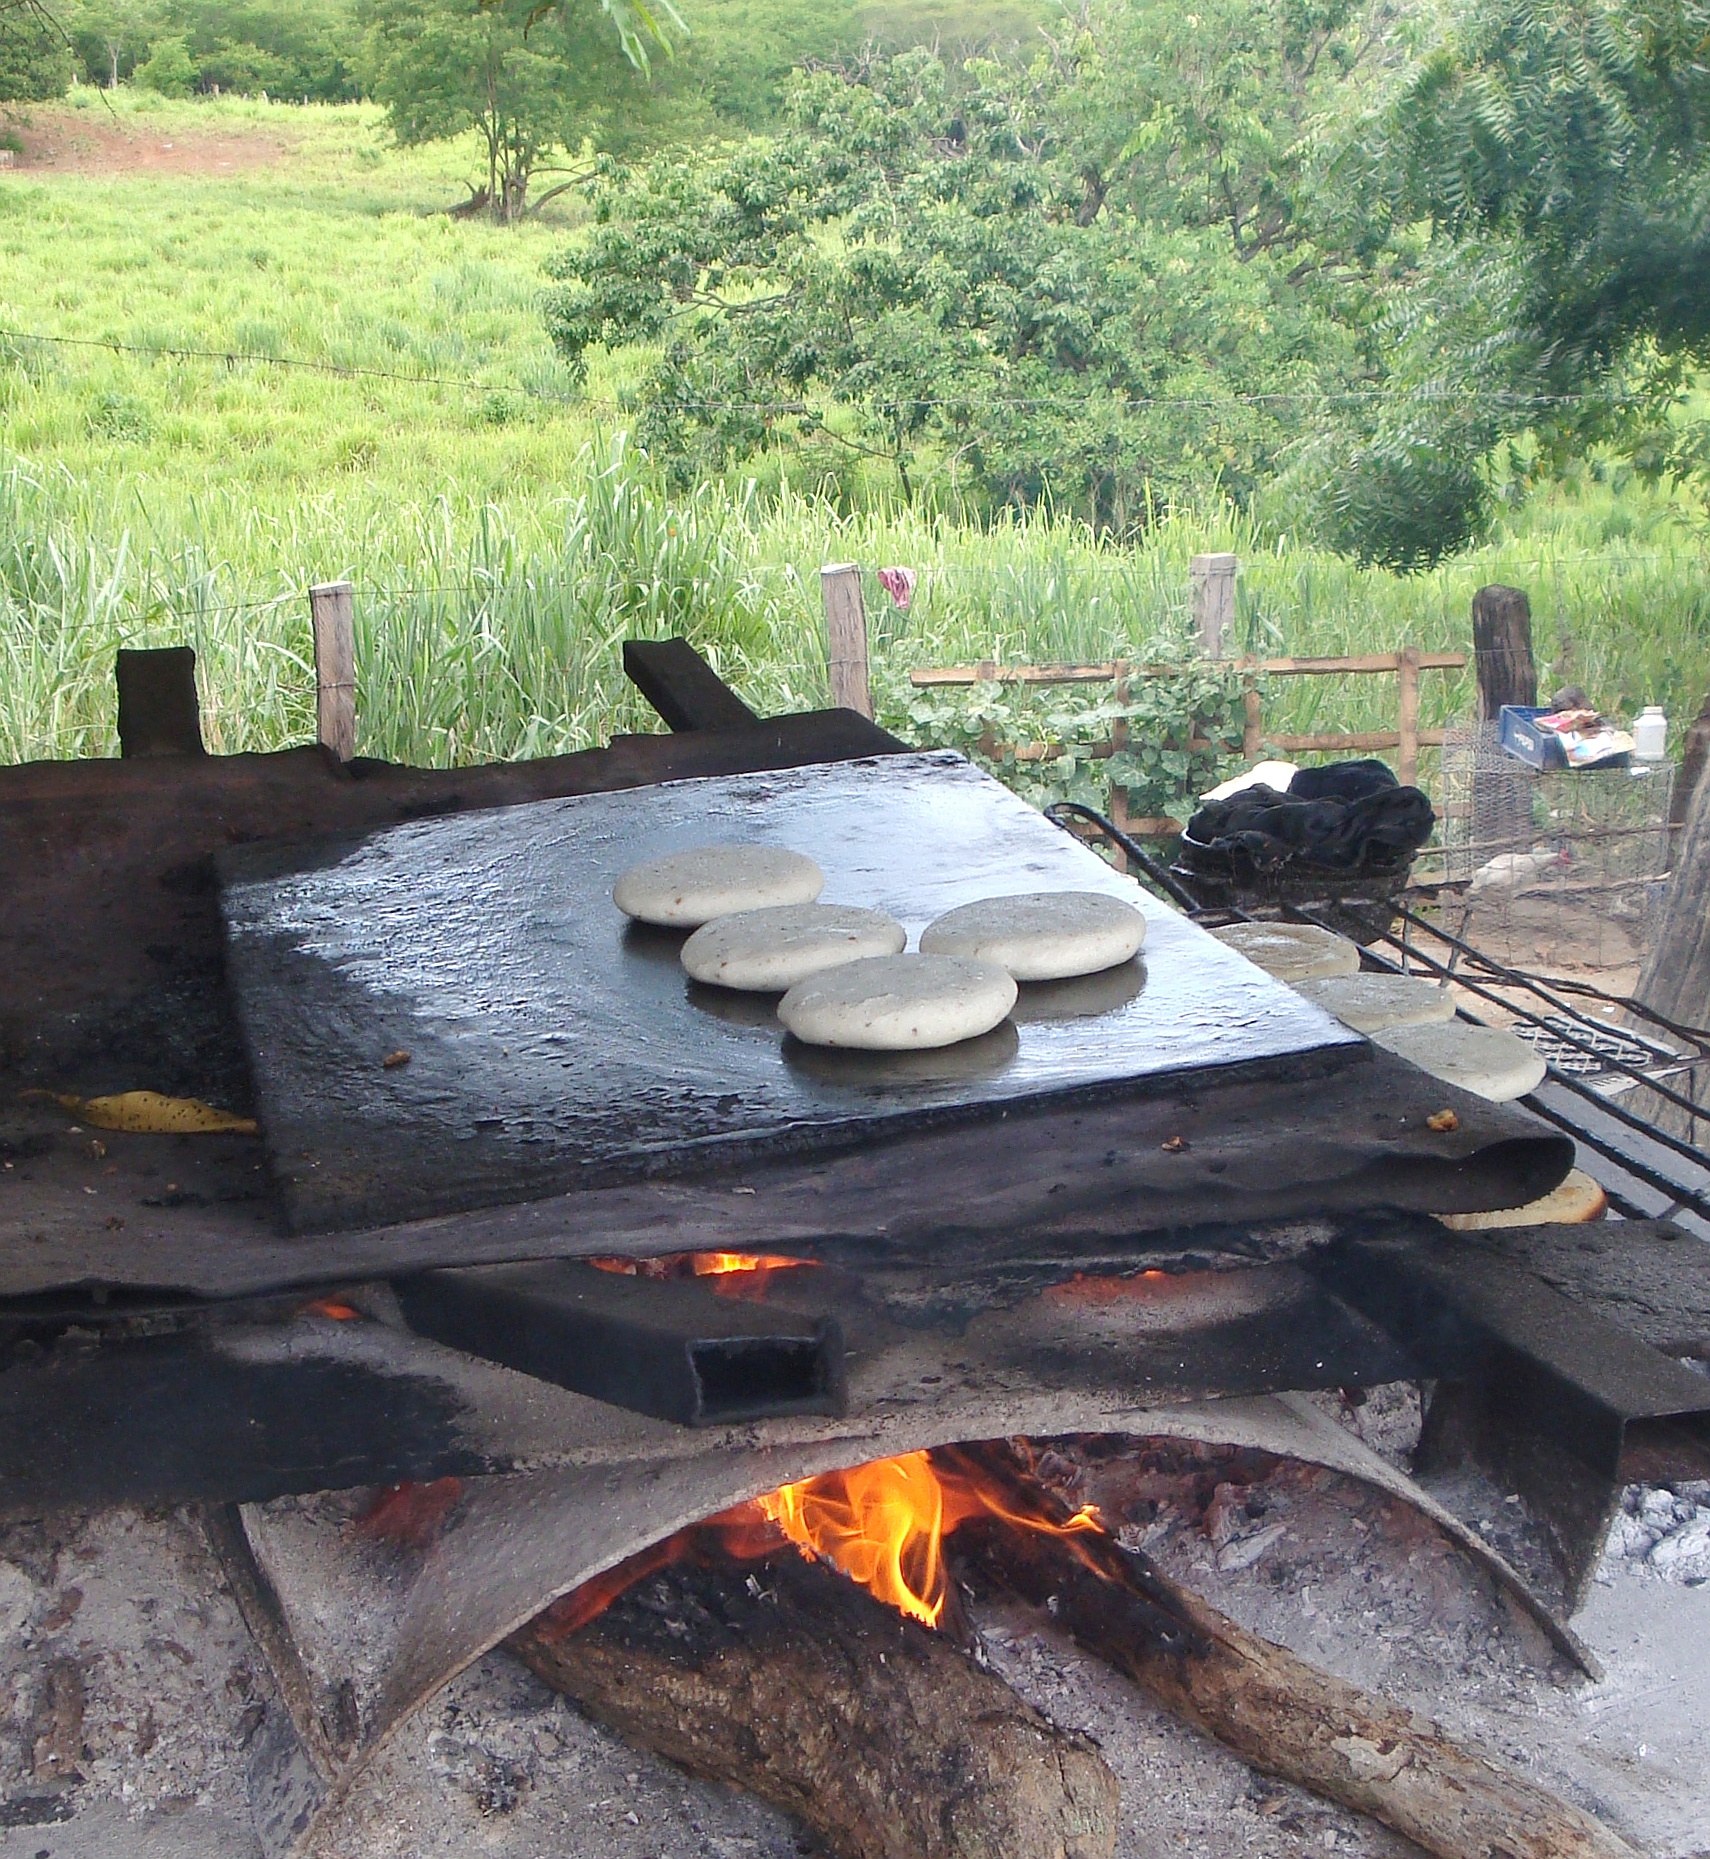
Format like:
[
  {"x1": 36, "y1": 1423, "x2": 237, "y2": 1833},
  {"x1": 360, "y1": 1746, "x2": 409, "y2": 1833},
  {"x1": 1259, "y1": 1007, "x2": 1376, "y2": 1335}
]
[{"x1": 219, "y1": 752, "x2": 1361, "y2": 1234}]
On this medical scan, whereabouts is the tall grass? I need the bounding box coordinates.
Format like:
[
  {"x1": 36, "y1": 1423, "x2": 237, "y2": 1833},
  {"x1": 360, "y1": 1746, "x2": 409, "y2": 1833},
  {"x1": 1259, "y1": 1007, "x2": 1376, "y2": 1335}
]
[
  {"x1": 4, "y1": 443, "x2": 1707, "y2": 772},
  {"x1": 4, "y1": 93, "x2": 1706, "y2": 781}
]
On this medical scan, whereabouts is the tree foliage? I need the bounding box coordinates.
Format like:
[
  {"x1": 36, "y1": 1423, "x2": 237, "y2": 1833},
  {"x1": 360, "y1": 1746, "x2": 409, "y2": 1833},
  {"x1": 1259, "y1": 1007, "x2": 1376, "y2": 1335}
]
[
  {"x1": 541, "y1": 0, "x2": 1710, "y2": 568},
  {"x1": 545, "y1": 46, "x2": 1368, "y2": 526},
  {"x1": 1319, "y1": 0, "x2": 1710, "y2": 563},
  {"x1": 0, "y1": 0, "x2": 73, "y2": 101},
  {"x1": 366, "y1": 0, "x2": 681, "y2": 218}
]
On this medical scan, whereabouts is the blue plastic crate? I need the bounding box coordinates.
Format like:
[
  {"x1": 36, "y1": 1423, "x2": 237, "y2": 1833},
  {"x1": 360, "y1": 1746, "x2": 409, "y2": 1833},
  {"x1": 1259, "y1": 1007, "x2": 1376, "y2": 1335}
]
[{"x1": 1498, "y1": 705, "x2": 1568, "y2": 770}]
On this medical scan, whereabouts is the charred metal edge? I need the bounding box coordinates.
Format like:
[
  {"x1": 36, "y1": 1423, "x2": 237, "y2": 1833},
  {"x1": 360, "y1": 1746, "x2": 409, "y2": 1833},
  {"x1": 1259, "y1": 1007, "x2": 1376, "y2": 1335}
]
[
  {"x1": 393, "y1": 1262, "x2": 847, "y2": 1428},
  {"x1": 1310, "y1": 1221, "x2": 1710, "y2": 1607}
]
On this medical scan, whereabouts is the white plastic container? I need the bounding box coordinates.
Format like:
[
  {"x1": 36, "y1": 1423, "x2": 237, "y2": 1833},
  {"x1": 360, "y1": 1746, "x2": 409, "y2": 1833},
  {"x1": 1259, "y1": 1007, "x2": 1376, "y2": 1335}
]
[{"x1": 1632, "y1": 705, "x2": 1668, "y2": 761}]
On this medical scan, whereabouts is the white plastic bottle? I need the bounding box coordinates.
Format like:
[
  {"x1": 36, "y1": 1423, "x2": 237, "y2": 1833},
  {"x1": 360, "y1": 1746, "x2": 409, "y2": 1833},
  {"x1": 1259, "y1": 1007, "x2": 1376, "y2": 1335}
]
[{"x1": 1632, "y1": 706, "x2": 1668, "y2": 761}]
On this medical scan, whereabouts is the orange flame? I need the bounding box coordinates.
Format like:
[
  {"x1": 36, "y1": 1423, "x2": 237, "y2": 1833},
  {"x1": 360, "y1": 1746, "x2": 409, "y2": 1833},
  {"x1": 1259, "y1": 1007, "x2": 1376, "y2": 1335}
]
[
  {"x1": 584, "y1": 1250, "x2": 810, "y2": 1298},
  {"x1": 542, "y1": 1447, "x2": 1106, "y2": 1640}
]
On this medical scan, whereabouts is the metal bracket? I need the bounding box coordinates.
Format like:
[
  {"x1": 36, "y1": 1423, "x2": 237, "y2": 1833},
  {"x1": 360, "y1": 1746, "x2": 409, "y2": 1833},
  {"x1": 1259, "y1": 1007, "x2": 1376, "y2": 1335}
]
[
  {"x1": 394, "y1": 1262, "x2": 847, "y2": 1427},
  {"x1": 1312, "y1": 1223, "x2": 1710, "y2": 1608}
]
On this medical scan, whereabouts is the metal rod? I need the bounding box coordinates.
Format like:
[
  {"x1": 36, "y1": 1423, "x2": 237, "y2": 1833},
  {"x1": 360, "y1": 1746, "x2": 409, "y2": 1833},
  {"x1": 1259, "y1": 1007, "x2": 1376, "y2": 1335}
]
[
  {"x1": 1516, "y1": 1092, "x2": 1710, "y2": 1226},
  {"x1": 1357, "y1": 907, "x2": 1710, "y2": 1124},
  {"x1": 1309, "y1": 913, "x2": 1710, "y2": 1189},
  {"x1": 1043, "y1": 803, "x2": 1203, "y2": 911}
]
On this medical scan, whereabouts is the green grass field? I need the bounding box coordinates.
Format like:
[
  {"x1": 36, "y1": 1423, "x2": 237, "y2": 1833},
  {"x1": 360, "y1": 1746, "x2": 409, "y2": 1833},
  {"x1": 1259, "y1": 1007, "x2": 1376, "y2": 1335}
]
[{"x1": 2, "y1": 91, "x2": 1707, "y2": 795}]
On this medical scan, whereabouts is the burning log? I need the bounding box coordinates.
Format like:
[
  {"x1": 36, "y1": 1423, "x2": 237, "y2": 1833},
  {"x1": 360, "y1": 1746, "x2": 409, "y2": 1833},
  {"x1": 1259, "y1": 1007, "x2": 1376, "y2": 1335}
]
[
  {"x1": 945, "y1": 1443, "x2": 1636, "y2": 1859},
  {"x1": 510, "y1": 1543, "x2": 1119, "y2": 1859}
]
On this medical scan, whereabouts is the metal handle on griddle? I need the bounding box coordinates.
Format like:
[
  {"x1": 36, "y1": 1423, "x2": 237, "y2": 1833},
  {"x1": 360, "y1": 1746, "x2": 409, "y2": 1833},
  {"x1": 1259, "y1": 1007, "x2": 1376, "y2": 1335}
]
[{"x1": 1043, "y1": 802, "x2": 1203, "y2": 912}]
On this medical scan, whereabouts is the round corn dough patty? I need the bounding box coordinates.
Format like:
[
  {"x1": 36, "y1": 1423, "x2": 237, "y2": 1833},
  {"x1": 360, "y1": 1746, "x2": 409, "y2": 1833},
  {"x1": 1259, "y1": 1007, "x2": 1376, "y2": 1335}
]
[
  {"x1": 1437, "y1": 1167, "x2": 1606, "y2": 1230},
  {"x1": 1371, "y1": 1019, "x2": 1546, "y2": 1102},
  {"x1": 919, "y1": 891, "x2": 1146, "y2": 981},
  {"x1": 778, "y1": 954, "x2": 1018, "y2": 1051},
  {"x1": 1293, "y1": 972, "x2": 1455, "y2": 1035},
  {"x1": 612, "y1": 844, "x2": 823, "y2": 928},
  {"x1": 1209, "y1": 920, "x2": 1360, "y2": 983},
  {"x1": 681, "y1": 903, "x2": 906, "y2": 992}
]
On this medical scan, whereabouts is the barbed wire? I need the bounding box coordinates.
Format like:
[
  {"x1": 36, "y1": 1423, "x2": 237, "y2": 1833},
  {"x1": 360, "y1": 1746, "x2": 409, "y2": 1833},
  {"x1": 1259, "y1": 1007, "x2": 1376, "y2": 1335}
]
[{"x1": 0, "y1": 323, "x2": 1686, "y2": 416}]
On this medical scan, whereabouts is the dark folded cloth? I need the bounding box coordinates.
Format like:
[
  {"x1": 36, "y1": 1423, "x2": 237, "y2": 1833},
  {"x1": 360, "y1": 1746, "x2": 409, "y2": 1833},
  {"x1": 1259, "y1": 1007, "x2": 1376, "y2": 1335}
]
[{"x1": 1184, "y1": 759, "x2": 1435, "y2": 874}]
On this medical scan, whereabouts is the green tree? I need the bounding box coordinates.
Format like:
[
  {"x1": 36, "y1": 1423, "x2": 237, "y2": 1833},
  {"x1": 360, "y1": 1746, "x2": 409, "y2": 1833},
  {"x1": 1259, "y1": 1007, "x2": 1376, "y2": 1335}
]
[
  {"x1": 0, "y1": 0, "x2": 74, "y2": 101},
  {"x1": 366, "y1": 0, "x2": 681, "y2": 220},
  {"x1": 1312, "y1": 0, "x2": 1710, "y2": 566},
  {"x1": 134, "y1": 26, "x2": 191, "y2": 90},
  {"x1": 545, "y1": 52, "x2": 1363, "y2": 524},
  {"x1": 66, "y1": 0, "x2": 149, "y2": 87}
]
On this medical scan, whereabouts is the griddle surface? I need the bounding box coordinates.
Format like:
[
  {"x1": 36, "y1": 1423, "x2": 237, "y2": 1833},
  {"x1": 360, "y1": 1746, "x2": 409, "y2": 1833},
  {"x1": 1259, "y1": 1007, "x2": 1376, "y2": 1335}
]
[{"x1": 219, "y1": 753, "x2": 1359, "y2": 1233}]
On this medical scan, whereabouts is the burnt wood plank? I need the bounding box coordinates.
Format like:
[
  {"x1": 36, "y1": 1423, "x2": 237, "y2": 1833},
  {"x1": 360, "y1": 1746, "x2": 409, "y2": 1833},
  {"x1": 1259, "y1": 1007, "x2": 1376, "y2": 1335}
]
[
  {"x1": 0, "y1": 711, "x2": 902, "y2": 1102},
  {"x1": 0, "y1": 1050, "x2": 1570, "y2": 1301},
  {"x1": 116, "y1": 646, "x2": 205, "y2": 758},
  {"x1": 622, "y1": 638, "x2": 759, "y2": 732}
]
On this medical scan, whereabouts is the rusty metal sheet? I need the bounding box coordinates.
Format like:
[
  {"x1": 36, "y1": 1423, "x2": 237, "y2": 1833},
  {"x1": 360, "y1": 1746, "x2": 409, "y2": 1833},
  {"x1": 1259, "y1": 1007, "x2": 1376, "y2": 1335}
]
[{"x1": 220, "y1": 752, "x2": 1360, "y2": 1235}]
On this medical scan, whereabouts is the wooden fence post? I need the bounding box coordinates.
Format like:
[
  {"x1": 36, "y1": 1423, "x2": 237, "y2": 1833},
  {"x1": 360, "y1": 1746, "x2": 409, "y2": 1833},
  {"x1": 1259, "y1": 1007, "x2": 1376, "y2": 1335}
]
[
  {"x1": 1397, "y1": 647, "x2": 1421, "y2": 787},
  {"x1": 1241, "y1": 680, "x2": 1262, "y2": 761},
  {"x1": 1470, "y1": 585, "x2": 1536, "y2": 720},
  {"x1": 819, "y1": 564, "x2": 872, "y2": 718},
  {"x1": 1190, "y1": 553, "x2": 1237, "y2": 659},
  {"x1": 309, "y1": 580, "x2": 356, "y2": 762}
]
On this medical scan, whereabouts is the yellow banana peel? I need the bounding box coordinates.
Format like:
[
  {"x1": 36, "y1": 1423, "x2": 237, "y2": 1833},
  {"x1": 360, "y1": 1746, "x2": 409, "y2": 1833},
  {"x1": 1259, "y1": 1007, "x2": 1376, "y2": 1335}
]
[{"x1": 46, "y1": 1090, "x2": 258, "y2": 1136}]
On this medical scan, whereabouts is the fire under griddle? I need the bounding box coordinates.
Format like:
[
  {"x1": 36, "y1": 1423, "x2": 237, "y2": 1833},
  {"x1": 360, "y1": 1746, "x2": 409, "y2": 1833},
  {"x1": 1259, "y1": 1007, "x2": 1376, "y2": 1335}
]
[{"x1": 217, "y1": 752, "x2": 1362, "y2": 1235}]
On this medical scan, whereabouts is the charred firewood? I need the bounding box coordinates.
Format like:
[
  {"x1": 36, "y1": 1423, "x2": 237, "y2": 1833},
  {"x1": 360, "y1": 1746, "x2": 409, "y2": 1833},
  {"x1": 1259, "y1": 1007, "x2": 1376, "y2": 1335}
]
[
  {"x1": 945, "y1": 1443, "x2": 1636, "y2": 1859},
  {"x1": 508, "y1": 1546, "x2": 1118, "y2": 1859}
]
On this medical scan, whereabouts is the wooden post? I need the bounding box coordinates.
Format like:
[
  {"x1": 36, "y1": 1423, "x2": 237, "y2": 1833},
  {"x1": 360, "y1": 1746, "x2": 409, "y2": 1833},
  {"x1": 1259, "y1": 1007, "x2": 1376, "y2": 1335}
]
[
  {"x1": 1670, "y1": 688, "x2": 1710, "y2": 836},
  {"x1": 1242, "y1": 681, "x2": 1262, "y2": 760},
  {"x1": 1105, "y1": 788, "x2": 1130, "y2": 875},
  {"x1": 1470, "y1": 585, "x2": 1536, "y2": 721},
  {"x1": 1397, "y1": 647, "x2": 1421, "y2": 787},
  {"x1": 819, "y1": 564, "x2": 872, "y2": 718},
  {"x1": 1637, "y1": 760, "x2": 1710, "y2": 1146},
  {"x1": 309, "y1": 581, "x2": 356, "y2": 762},
  {"x1": 116, "y1": 646, "x2": 205, "y2": 758},
  {"x1": 1190, "y1": 553, "x2": 1237, "y2": 658}
]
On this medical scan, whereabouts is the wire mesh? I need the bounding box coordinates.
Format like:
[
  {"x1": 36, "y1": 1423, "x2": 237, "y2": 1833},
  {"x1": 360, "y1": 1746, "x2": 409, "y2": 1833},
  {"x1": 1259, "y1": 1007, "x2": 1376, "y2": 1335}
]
[{"x1": 1434, "y1": 724, "x2": 1673, "y2": 975}]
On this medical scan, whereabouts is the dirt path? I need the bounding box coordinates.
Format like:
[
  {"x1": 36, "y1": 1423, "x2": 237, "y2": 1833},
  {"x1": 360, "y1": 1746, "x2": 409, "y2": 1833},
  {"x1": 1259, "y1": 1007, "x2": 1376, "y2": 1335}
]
[{"x1": 5, "y1": 108, "x2": 297, "y2": 177}]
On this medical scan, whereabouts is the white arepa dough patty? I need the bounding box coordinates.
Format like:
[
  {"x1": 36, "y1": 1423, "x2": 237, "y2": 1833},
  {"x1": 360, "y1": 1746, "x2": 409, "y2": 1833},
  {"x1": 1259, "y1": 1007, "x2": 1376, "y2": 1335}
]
[
  {"x1": 919, "y1": 890, "x2": 1146, "y2": 981},
  {"x1": 681, "y1": 903, "x2": 906, "y2": 992},
  {"x1": 1371, "y1": 1019, "x2": 1547, "y2": 1102},
  {"x1": 778, "y1": 953, "x2": 1018, "y2": 1051},
  {"x1": 1210, "y1": 920, "x2": 1360, "y2": 983},
  {"x1": 612, "y1": 844, "x2": 823, "y2": 928},
  {"x1": 1294, "y1": 972, "x2": 1455, "y2": 1036}
]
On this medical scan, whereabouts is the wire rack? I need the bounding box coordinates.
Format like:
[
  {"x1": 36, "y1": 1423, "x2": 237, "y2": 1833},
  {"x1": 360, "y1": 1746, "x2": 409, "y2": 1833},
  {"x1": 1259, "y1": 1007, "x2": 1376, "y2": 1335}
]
[
  {"x1": 1041, "y1": 803, "x2": 1710, "y2": 1227},
  {"x1": 1432, "y1": 723, "x2": 1674, "y2": 973}
]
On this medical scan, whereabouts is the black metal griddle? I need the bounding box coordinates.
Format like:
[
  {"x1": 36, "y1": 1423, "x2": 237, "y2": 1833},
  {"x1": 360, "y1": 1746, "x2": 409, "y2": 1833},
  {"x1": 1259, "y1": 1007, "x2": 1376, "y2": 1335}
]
[{"x1": 218, "y1": 752, "x2": 1362, "y2": 1235}]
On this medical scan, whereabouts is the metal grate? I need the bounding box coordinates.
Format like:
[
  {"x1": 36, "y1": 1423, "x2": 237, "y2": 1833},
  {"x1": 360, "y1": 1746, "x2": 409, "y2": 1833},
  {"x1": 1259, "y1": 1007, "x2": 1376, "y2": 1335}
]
[{"x1": 1507, "y1": 1015, "x2": 1675, "y2": 1079}]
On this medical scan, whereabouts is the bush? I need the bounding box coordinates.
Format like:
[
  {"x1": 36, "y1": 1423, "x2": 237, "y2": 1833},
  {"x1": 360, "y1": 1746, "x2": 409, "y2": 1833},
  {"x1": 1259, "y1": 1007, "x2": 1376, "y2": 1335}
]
[{"x1": 136, "y1": 35, "x2": 196, "y2": 98}]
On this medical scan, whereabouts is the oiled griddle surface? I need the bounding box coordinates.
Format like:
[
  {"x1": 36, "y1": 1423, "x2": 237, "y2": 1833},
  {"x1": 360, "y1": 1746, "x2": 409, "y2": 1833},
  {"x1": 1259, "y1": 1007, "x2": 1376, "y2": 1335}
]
[{"x1": 219, "y1": 753, "x2": 1358, "y2": 1233}]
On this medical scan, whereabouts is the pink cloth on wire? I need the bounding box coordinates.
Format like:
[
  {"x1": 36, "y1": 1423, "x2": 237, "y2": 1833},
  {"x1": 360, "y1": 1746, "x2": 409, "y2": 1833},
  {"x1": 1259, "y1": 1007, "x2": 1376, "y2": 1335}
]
[{"x1": 876, "y1": 566, "x2": 916, "y2": 611}]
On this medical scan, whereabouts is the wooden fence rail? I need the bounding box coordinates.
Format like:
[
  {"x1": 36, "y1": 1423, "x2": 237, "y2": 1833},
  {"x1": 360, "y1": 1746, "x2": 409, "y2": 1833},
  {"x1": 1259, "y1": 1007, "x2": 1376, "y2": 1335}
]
[{"x1": 907, "y1": 649, "x2": 1467, "y2": 835}]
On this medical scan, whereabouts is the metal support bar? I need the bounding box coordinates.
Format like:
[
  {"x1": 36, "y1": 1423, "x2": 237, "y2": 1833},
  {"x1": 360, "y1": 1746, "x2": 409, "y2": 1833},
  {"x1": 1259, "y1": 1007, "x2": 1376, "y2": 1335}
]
[
  {"x1": 1043, "y1": 801, "x2": 1204, "y2": 910},
  {"x1": 394, "y1": 1262, "x2": 846, "y2": 1428},
  {"x1": 1314, "y1": 1226, "x2": 1710, "y2": 1609}
]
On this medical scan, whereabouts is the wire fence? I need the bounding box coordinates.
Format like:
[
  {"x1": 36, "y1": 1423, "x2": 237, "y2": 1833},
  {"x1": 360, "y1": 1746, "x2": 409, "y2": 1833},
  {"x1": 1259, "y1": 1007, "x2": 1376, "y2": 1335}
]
[{"x1": 1, "y1": 321, "x2": 1694, "y2": 421}]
